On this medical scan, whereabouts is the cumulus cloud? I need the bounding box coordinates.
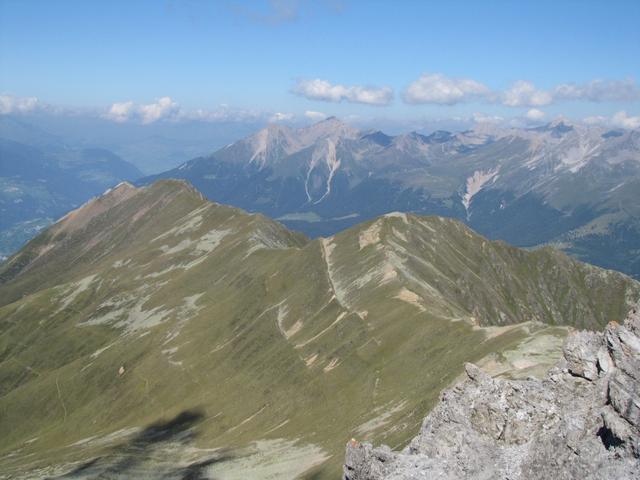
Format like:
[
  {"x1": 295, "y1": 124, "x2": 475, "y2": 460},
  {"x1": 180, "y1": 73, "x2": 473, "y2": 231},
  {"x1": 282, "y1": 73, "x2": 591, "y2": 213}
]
[
  {"x1": 0, "y1": 94, "x2": 42, "y2": 114},
  {"x1": 401, "y1": 74, "x2": 640, "y2": 107},
  {"x1": 582, "y1": 111, "x2": 640, "y2": 129},
  {"x1": 139, "y1": 96, "x2": 180, "y2": 123},
  {"x1": 292, "y1": 78, "x2": 393, "y2": 105},
  {"x1": 611, "y1": 111, "x2": 640, "y2": 129},
  {"x1": 85, "y1": 97, "x2": 271, "y2": 124},
  {"x1": 502, "y1": 78, "x2": 640, "y2": 107},
  {"x1": 525, "y1": 108, "x2": 546, "y2": 121},
  {"x1": 502, "y1": 81, "x2": 553, "y2": 107},
  {"x1": 403, "y1": 73, "x2": 491, "y2": 105},
  {"x1": 104, "y1": 97, "x2": 181, "y2": 123},
  {"x1": 554, "y1": 79, "x2": 640, "y2": 102},
  {"x1": 304, "y1": 110, "x2": 327, "y2": 121},
  {"x1": 105, "y1": 101, "x2": 135, "y2": 123}
]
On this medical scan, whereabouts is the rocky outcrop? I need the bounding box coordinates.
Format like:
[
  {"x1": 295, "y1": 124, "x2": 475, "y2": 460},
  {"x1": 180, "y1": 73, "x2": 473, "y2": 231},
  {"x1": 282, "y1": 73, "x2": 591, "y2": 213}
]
[{"x1": 344, "y1": 302, "x2": 640, "y2": 480}]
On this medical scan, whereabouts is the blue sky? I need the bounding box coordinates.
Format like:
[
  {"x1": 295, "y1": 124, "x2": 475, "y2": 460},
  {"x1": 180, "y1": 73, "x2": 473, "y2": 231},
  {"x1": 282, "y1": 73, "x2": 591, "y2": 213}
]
[{"x1": 1, "y1": 0, "x2": 639, "y2": 128}]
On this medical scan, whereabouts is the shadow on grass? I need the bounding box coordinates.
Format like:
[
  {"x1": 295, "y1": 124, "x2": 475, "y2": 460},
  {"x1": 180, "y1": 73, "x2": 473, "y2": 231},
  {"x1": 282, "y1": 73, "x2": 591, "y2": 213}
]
[{"x1": 50, "y1": 409, "x2": 235, "y2": 479}]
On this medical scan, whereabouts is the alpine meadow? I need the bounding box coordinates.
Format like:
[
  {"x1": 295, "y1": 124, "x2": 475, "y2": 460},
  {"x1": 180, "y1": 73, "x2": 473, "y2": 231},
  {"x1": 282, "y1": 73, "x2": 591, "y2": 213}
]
[{"x1": 1, "y1": 1, "x2": 639, "y2": 479}]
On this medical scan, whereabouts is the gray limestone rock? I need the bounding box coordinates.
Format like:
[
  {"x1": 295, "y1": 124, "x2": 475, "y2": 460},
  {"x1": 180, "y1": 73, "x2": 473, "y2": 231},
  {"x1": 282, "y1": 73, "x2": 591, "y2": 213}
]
[
  {"x1": 344, "y1": 301, "x2": 640, "y2": 480},
  {"x1": 563, "y1": 330, "x2": 601, "y2": 380}
]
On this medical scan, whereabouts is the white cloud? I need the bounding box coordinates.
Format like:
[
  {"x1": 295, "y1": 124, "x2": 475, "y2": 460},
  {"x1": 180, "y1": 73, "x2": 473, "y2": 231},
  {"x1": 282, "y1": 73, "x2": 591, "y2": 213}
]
[
  {"x1": 525, "y1": 108, "x2": 546, "y2": 121},
  {"x1": 554, "y1": 79, "x2": 640, "y2": 102},
  {"x1": 402, "y1": 75, "x2": 640, "y2": 107},
  {"x1": 472, "y1": 112, "x2": 504, "y2": 124},
  {"x1": 582, "y1": 111, "x2": 640, "y2": 129},
  {"x1": 269, "y1": 112, "x2": 295, "y2": 122},
  {"x1": 502, "y1": 78, "x2": 640, "y2": 107},
  {"x1": 104, "y1": 97, "x2": 180, "y2": 123},
  {"x1": 0, "y1": 94, "x2": 41, "y2": 114},
  {"x1": 304, "y1": 110, "x2": 327, "y2": 121},
  {"x1": 105, "y1": 101, "x2": 135, "y2": 123},
  {"x1": 582, "y1": 115, "x2": 608, "y2": 125},
  {"x1": 292, "y1": 78, "x2": 393, "y2": 105},
  {"x1": 611, "y1": 111, "x2": 640, "y2": 129},
  {"x1": 403, "y1": 73, "x2": 491, "y2": 105},
  {"x1": 184, "y1": 105, "x2": 264, "y2": 123},
  {"x1": 103, "y1": 99, "x2": 275, "y2": 124},
  {"x1": 502, "y1": 81, "x2": 553, "y2": 107},
  {"x1": 139, "y1": 97, "x2": 180, "y2": 124}
]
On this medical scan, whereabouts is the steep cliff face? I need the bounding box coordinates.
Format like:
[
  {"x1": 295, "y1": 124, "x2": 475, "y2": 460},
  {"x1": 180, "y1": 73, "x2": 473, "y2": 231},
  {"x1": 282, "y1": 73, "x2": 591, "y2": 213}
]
[{"x1": 344, "y1": 302, "x2": 640, "y2": 480}]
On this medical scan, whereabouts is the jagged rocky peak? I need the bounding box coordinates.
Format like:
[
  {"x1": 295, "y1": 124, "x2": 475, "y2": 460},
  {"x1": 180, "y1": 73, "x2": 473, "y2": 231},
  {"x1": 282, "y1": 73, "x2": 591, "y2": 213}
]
[
  {"x1": 297, "y1": 116, "x2": 360, "y2": 144},
  {"x1": 245, "y1": 123, "x2": 298, "y2": 166},
  {"x1": 344, "y1": 300, "x2": 640, "y2": 480},
  {"x1": 140, "y1": 117, "x2": 640, "y2": 278},
  {"x1": 530, "y1": 117, "x2": 580, "y2": 139},
  {"x1": 240, "y1": 116, "x2": 360, "y2": 168},
  {"x1": 548, "y1": 116, "x2": 575, "y2": 129}
]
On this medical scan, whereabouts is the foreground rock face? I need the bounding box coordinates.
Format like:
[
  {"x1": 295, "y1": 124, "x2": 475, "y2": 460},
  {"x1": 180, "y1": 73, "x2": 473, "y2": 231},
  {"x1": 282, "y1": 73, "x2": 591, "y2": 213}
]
[{"x1": 344, "y1": 302, "x2": 640, "y2": 480}]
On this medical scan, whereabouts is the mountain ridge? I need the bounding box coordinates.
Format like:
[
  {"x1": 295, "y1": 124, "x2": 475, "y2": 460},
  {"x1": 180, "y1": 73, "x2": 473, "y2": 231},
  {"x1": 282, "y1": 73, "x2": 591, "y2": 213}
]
[
  {"x1": 140, "y1": 118, "x2": 640, "y2": 279},
  {"x1": 1, "y1": 179, "x2": 638, "y2": 479}
]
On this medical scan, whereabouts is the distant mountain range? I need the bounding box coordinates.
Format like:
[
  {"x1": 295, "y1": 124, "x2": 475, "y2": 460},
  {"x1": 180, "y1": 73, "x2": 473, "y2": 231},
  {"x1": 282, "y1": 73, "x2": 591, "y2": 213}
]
[
  {"x1": 0, "y1": 137, "x2": 141, "y2": 259},
  {"x1": 143, "y1": 117, "x2": 640, "y2": 278},
  {"x1": 1, "y1": 180, "x2": 637, "y2": 478},
  {"x1": 0, "y1": 114, "x2": 263, "y2": 174},
  {"x1": 0, "y1": 113, "x2": 267, "y2": 259}
]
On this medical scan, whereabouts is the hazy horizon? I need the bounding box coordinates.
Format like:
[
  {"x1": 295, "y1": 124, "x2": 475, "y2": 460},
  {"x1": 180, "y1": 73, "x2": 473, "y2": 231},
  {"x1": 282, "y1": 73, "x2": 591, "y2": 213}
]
[{"x1": 1, "y1": 0, "x2": 639, "y2": 133}]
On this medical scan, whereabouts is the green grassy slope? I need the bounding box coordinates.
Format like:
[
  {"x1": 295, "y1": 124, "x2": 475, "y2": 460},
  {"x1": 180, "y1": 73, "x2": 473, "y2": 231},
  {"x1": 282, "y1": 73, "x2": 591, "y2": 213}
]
[{"x1": 0, "y1": 180, "x2": 638, "y2": 479}]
